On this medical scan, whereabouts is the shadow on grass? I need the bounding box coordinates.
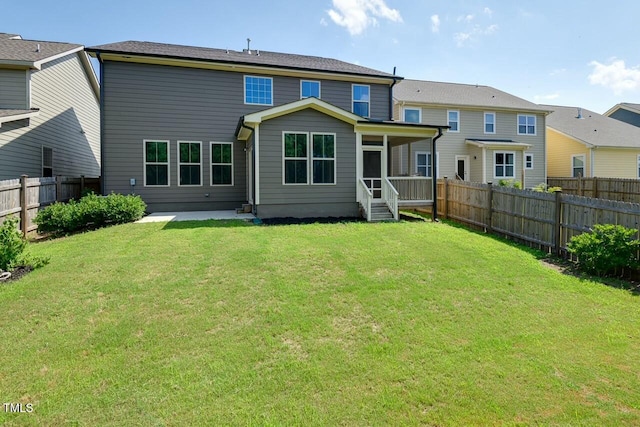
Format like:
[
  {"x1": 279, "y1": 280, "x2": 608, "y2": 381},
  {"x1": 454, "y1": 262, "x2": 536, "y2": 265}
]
[
  {"x1": 439, "y1": 218, "x2": 640, "y2": 297},
  {"x1": 162, "y1": 219, "x2": 254, "y2": 230}
]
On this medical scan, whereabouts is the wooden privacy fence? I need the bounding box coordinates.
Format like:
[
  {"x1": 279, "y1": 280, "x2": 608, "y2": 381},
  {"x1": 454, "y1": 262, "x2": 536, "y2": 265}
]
[
  {"x1": 436, "y1": 179, "x2": 640, "y2": 256},
  {"x1": 0, "y1": 175, "x2": 100, "y2": 236},
  {"x1": 548, "y1": 176, "x2": 640, "y2": 203}
]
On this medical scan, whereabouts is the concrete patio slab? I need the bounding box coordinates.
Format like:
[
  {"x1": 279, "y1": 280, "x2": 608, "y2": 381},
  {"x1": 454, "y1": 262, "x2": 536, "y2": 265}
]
[{"x1": 136, "y1": 210, "x2": 255, "y2": 223}]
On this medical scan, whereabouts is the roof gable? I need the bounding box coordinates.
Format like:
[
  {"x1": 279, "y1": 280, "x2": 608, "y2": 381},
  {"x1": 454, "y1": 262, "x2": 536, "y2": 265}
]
[
  {"x1": 542, "y1": 104, "x2": 640, "y2": 148},
  {"x1": 394, "y1": 79, "x2": 550, "y2": 113},
  {"x1": 0, "y1": 37, "x2": 83, "y2": 69},
  {"x1": 604, "y1": 102, "x2": 640, "y2": 117}
]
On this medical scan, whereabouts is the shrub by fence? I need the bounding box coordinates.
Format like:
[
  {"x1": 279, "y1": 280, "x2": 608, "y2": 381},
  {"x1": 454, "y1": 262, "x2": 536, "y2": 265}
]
[
  {"x1": 0, "y1": 175, "x2": 100, "y2": 236},
  {"x1": 436, "y1": 179, "x2": 640, "y2": 257}
]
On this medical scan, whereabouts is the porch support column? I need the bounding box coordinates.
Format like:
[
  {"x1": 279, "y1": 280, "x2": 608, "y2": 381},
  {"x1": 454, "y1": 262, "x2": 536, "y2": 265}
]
[
  {"x1": 356, "y1": 132, "x2": 363, "y2": 181},
  {"x1": 407, "y1": 143, "x2": 412, "y2": 175},
  {"x1": 255, "y1": 124, "x2": 261, "y2": 205},
  {"x1": 382, "y1": 134, "x2": 388, "y2": 178},
  {"x1": 482, "y1": 147, "x2": 487, "y2": 184}
]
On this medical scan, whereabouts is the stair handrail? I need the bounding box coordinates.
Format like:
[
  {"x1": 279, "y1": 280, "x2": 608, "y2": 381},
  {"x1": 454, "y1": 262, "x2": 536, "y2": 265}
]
[
  {"x1": 382, "y1": 177, "x2": 399, "y2": 221},
  {"x1": 357, "y1": 178, "x2": 373, "y2": 221}
]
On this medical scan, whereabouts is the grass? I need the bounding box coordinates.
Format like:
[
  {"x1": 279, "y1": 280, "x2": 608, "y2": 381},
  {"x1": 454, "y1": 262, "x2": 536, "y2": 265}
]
[{"x1": 1, "y1": 219, "x2": 640, "y2": 425}]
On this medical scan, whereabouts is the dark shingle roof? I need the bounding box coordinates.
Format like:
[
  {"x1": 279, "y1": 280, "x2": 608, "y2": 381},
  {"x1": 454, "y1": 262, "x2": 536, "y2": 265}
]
[
  {"x1": 395, "y1": 79, "x2": 550, "y2": 113},
  {"x1": 86, "y1": 40, "x2": 398, "y2": 79},
  {"x1": 0, "y1": 37, "x2": 82, "y2": 65},
  {"x1": 0, "y1": 33, "x2": 21, "y2": 40},
  {"x1": 542, "y1": 104, "x2": 640, "y2": 148}
]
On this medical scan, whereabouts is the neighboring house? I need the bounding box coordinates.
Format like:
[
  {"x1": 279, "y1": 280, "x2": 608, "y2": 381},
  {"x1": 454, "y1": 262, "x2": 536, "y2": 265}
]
[
  {"x1": 393, "y1": 80, "x2": 551, "y2": 188},
  {"x1": 0, "y1": 33, "x2": 100, "y2": 180},
  {"x1": 86, "y1": 40, "x2": 447, "y2": 220},
  {"x1": 544, "y1": 104, "x2": 640, "y2": 178},
  {"x1": 604, "y1": 103, "x2": 640, "y2": 128}
]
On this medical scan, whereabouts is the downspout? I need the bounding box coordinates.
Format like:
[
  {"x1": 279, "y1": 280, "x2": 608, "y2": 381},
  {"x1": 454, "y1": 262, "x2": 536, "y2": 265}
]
[
  {"x1": 97, "y1": 53, "x2": 105, "y2": 195},
  {"x1": 432, "y1": 127, "x2": 444, "y2": 222},
  {"x1": 389, "y1": 66, "x2": 398, "y2": 121}
]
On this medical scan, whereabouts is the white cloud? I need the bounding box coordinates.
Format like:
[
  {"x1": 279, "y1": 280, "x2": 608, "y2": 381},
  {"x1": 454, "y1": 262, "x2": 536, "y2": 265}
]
[
  {"x1": 549, "y1": 68, "x2": 567, "y2": 76},
  {"x1": 484, "y1": 7, "x2": 493, "y2": 17},
  {"x1": 457, "y1": 14, "x2": 474, "y2": 23},
  {"x1": 454, "y1": 24, "x2": 499, "y2": 47},
  {"x1": 320, "y1": 17, "x2": 328, "y2": 26},
  {"x1": 431, "y1": 14, "x2": 440, "y2": 33},
  {"x1": 534, "y1": 93, "x2": 560, "y2": 101},
  {"x1": 327, "y1": 0, "x2": 403, "y2": 36},
  {"x1": 589, "y1": 59, "x2": 640, "y2": 95}
]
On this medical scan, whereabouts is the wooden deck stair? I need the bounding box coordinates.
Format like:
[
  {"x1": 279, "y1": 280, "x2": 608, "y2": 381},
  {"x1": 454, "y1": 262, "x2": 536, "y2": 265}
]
[{"x1": 369, "y1": 202, "x2": 395, "y2": 221}]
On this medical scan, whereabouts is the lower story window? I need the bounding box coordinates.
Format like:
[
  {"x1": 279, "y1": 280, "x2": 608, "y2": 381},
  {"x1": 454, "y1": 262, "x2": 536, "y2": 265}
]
[
  {"x1": 572, "y1": 155, "x2": 585, "y2": 178},
  {"x1": 145, "y1": 140, "x2": 169, "y2": 186},
  {"x1": 42, "y1": 146, "x2": 53, "y2": 177},
  {"x1": 525, "y1": 153, "x2": 533, "y2": 170},
  {"x1": 284, "y1": 133, "x2": 308, "y2": 184},
  {"x1": 211, "y1": 142, "x2": 233, "y2": 185},
  {"x1": 178, "y1": 141, "x2": 202, "y2": 186},
  {"x1": 312, "y1": 133, "x2": 335, "y2": 184},
  {"x1": 495, "y1": 152, "x2": 515, "y2": 178},
  {"x1": 416, "y1": 152, "x2": 432, "y2": 177}
]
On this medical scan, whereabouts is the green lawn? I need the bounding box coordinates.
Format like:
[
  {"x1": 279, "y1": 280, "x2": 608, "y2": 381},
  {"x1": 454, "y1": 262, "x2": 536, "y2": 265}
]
[{"x1": 1, "y1": 220, "x2": 639, "y2": 426}]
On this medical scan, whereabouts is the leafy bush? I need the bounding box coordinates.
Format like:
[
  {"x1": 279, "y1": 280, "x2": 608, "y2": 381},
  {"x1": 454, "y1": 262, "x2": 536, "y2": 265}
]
[
  {"x1": 498, "y1": 179, "x2": 522, "y2": 189},
  {"x1": 35, "y1": 193, "x2": 146, "y2": 234},
  {"x1": 0, "y1": 216, "x2": 48, "y2": 273},
  {"x1": 532, "y1": 183, "x2": 562, "y2": 193},
  {"x1": 0, "y1": 216, "x2": 26, "y2": 271},
  {"x1": 567, "y1": 224, "x2": 640, "y2": 276}
]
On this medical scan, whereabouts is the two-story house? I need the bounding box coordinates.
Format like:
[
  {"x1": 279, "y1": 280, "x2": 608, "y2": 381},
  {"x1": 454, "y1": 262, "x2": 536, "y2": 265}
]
[
  {"x1": 393, "y1": 80, "x2": 551, "y2": 188},
  {"x1": 86, "y1": 41, "x2": 448, "y2": 220},
  {"x1": 604, "y1": 103, "x2": 640, "y2": 128},
  {"x1": 545, "y1": 104, "x2": 640, "y2": 179},
  {"x1": 0, "y1": 33, "x2": 100, "y2": 180}
]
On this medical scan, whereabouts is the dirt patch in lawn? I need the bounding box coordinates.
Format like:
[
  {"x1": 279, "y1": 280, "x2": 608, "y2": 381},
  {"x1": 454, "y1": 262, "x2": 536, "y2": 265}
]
[{"x1": 1, "y1": 266, "x2": 34, "y2": 284}]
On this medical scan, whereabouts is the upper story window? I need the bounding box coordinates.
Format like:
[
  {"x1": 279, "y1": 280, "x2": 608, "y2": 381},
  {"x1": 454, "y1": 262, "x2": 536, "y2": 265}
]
[
  {"x1": 244, "y1": 75, "x2": 273, "y2": 105},
  {"x1": 448, "y1": 110, "x2": 459, "y2": 132},
  {"x1": 484, "y1": 112, "x2": 496, "y2": 134},
  {"x1": 518, "y1": 114, "x2": 536, "y2": 135},
  {"x1": 144, "y1": 140, "x2": 169, "y2": 186},
  {"x1": 404, "y1": 108, "x2": 421, "y2": 123},
  {"x1": 301, "y1": 80, "x2": 321, "y2": 99},
  {"x1": 352, "y1": 84, "x2": 370, "y2": 117}
]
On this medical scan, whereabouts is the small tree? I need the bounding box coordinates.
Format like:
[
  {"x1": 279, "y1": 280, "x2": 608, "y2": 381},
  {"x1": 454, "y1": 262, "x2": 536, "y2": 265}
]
[
  {"x1": 567, "y1": 224, "x2": 640, "y2": 277},
  {"x1": 0, "y1": 217, "x2": 27, "y2": 271}
]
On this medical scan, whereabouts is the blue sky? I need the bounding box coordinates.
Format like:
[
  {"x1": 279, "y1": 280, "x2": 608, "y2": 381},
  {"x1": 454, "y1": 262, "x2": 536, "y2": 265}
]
[{"x1": 5, "y1": 0, "x2": 639, "y2": 113}]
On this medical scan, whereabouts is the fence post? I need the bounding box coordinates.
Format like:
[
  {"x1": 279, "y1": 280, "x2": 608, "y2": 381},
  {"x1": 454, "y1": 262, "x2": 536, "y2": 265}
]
[
  {"x1": 578, "y1": 175, "x2": 583, "y2": 196},
  {"x1": 443, "y1": 178, "x2": 449, "y2": 219},
  {"x1": 554, "y1": 190, "x2": 563, "y2": 256},
  {"x1": 593, "y1": 177, "x2": 598, "y2": 199},
  {"x1": 56, "y1": 175, "x2": 62, "y2": 202},
  {"x1": 20, "y1": 174, "x2": 28, "y2": 237},
  {"x1": 486, "y1": 182, "x2": 493, "y2": 234}
]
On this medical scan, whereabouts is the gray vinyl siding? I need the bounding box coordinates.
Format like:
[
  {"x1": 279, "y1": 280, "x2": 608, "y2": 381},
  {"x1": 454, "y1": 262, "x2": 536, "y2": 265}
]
[
  {"x1": 609, "y1": 109, "x2": 640, "y2": 128},
  {"x1": 0, "y1": 54, "x2": 100, "y2": 180},
  {"x1": 102, "y1": 60, "x2": 390, "y2": 212},
  {"x1": 0, "y1": 69, "x2": 27, "y2": 108},
  {"x1": 398, "y1": 107, "x2": 546, "y2": 187},
  {"x1": 256, "y1": 108, "x2": 358, "y2": 218}
]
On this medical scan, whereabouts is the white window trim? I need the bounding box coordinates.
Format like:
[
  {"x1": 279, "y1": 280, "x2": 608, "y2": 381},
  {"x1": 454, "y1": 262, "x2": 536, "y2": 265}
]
[
  {"x1": 210, "y1": 141, "x2": 234, "y2": 187},
  {"x1": 447, "y1": 110, "x2": 460, "y2": 133},
  {"x1": 311, "y1": 132, "x2": 337, "y2": 185},
  {"x1": 177, "y1": 140, "x2": 203, "y2": 187},
  {"x1": 352, "y1": 84, "x2": 370, "y2": 118},
  {"x1": 494, "y1": 151, "x2": 516, "y2": 179},
  {"x1": 415, "y1": 151, "x2": 431, "y2": 177},
  {"x1": 143, "y1": 139, "x2": 170, "y2": 187},
  {"x1": 300, "y1": 80, "x2": 321, "y2": 99},
  {"x1": 524, "y1": 152, "x2": 534, "y2": 170},
  {"x1": 42, "y1": 145, "x2": 53, "y2": 177},
  {"x1": 571, "y1": 154, "x2": 586, "y2": 178},
  {"x1": 282, "y1": 131, "x2": 310, "y2": 185},
  {"x1": 244, "y1": 75, "x2": 273, "y2": 106},
  {"x1": 637, "y1": 155, "x2": 640, "y2": 179},
  {"x1": 403, "y1": 107, "x2": 422, "y2": 123},
  {"x1": 517, "y1": 114, "x2": 537, "y2": 136},
  {"x1": 484, "y1": 112, "x2": 496, "y2": 134}
]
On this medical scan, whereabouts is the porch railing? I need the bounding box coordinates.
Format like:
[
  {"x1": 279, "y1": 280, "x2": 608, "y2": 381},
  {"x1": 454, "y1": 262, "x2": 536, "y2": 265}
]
[
  {"x1": 388, "y1": 176, "x2": 433, "y2": 205},
  {"x1": 382, "y1": 178, "x2": 399, "y2": 220},
  {"x1": 357, "y1": 178, "x2": 373, "y2": 221}
]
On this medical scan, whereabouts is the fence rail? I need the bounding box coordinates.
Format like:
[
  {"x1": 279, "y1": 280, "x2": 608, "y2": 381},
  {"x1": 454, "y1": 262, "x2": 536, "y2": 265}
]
[
  {"x1": 436, "y1": 179, "x2": 640, "y2": 256},
  {"x1": 0, "y1": 175, "x2": 100, "y2": 236},
  {"x1": 547, "y1": 176, "x2": 640, "y2": 203}
]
